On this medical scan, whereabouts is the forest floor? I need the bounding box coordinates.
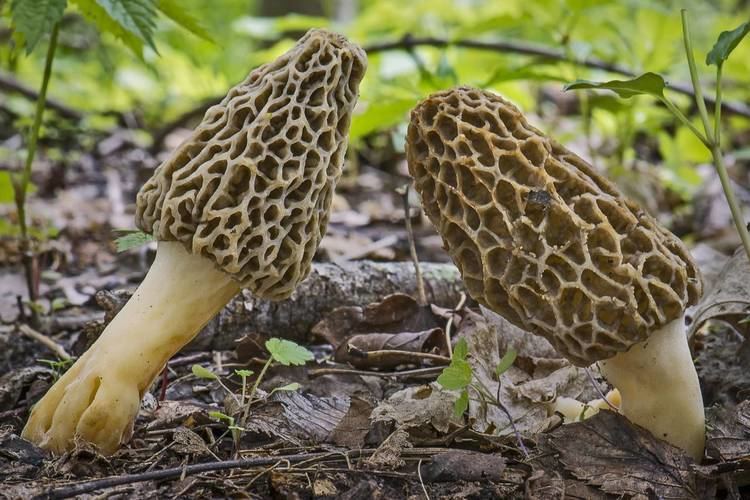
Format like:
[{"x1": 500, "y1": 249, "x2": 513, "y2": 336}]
[{"x1": 1, "y1": 94, "x2": 750, "y2": 499}]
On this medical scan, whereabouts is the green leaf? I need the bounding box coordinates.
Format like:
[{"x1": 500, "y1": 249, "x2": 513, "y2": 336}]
[
  {"x1": 452, "y1": 338, "x2": 468, "y2": 361},
  {"x1": 208, "y1": 410, "x2": 234, "y2": 424},
  {"x1": 349, "y1": 98, "x2": 418, "y2": 141},
  {"x1": 437, "y1": 359, "x2": 473, "y2": 391},
  {"x1": 70, "y1": 0, "x2": 145, "y2": 56},
  {"x1": 0, "y1": 171, "x2": 14, "y2": 203},
  {"x1": 95, "y1": 0, "x2": 158, "y2": 50},
  {"x1": 191, "y1": 364, "x2": 217, "y2": 380},
  {"x1": 269, "y1": 382, "x2": 301, "y2": 397},
  {"x1": 156, "y1": 0, "x2": 213, "y2": 41},
  {"x1": 234, "y1": 369, "x2": 254, "y2": 378},
  {"x1": 453, "y1": 388, "x2": 469, "y2": 417},
  {"x1": 564, "y1": 72, "x2": 666, "y2": 99},
  {"x1": 706, "y1": 21, "x2": 750, "y2": 66},
  {"x1": 10, "y1": 0, "x2": 66, "y2": 54},
  {"x1": 114, "y1": 229, "x2": 153, "y2": 252},
  {"x1": 495, "y1": 349, "x2": 517, "y2": 377},
  {"x1": 265, "y1": 338, "x2": 313, "y2": 366}
]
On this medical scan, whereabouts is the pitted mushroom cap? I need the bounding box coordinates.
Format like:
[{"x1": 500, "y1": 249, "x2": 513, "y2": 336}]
[
  {"x1": 135, "y1": 29, "x2": 366, "y2": 300},
  {"x1": 406, "y1": 86, "x2": 702, "y2": 366}
]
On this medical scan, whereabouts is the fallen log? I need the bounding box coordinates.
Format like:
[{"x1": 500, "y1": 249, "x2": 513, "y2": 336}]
[
  {"x1": 193, "y1": 260, "x2": 465, "y2": 350},
  {"x1": 77, "y1": 261, "x2": 465, "y2": 351}
]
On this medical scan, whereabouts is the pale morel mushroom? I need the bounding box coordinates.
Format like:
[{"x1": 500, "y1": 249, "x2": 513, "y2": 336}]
[
  {"x1": 22, "y1": 29, "x2": 367, "y2": 455},
  {"x1": 406, "y1": 87, "x2": 705, "y2": 460}
]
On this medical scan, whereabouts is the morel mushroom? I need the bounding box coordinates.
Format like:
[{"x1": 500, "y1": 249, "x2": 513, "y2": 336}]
[
  {"x1": 22, "y1": 29, "x2": 367, "y2": 455},
  {"x1": 406, "y1": 87, "x2": 705, "y2": 460}
]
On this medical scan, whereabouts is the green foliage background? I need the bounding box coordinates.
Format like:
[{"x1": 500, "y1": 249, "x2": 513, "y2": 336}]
[{"x1": 2, "y1": 0, "x2": 749, "y2": 198}]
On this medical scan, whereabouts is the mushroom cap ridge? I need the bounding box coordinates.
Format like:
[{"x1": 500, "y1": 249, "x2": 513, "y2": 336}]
[
  {"x1": 136, "y1": 29, "x2": 367, "y2": 301},
  {"x1": 406, "y1": 86, "x2": 702, "y2": 366}
]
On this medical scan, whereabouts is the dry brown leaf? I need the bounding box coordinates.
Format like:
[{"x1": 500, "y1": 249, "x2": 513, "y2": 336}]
[
  {"x1": 705, "y1": 400, "x2": 750, "y2": 461},
  {"x1": 546, "y1": 410, "x2": 708, "y2": 499},
  {"x1": 690, "y1": 247, "x2": 750, "y2": 337}
]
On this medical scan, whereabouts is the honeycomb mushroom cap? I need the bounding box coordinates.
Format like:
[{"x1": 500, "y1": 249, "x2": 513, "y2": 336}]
[
  {"x1": 406, "y1": 86, "x2": 702, "y2": 366},
  {"x1": 136, "y1": 29, "x2": 366, "y2": 300}
]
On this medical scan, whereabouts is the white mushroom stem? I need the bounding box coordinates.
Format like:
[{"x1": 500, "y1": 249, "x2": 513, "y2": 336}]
[
  {"x1": 598, "y1": 316, "x2": 705, "y2": 461},
  {"x1": 22, "y1": 241, "x2": 240, "y2": 455}
]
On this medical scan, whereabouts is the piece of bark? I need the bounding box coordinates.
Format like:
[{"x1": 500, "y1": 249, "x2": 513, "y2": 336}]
[
  {"x1": 82, "y1": 261, "x2": 464, "y2": 351},
  {"x1": 195, "y1": 261, "x2": 465, "y2": 349}
]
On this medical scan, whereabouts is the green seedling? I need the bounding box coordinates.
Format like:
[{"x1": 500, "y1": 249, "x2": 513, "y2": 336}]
[
  {"x1": 437, "y1": 338, "x2": 517, "y2": 418},
  {"x1": 192, "y1": 337, "x2": 313, "y2": 451},
  {"x1": 39, "y1": 357, "x2": 74, "y2": 382}
]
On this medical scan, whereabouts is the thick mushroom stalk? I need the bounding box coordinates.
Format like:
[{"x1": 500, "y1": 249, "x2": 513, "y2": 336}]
[
  {"x1": 23, "y1": 29, "x2": 367, "y2": 455},
  {"x1": 599, "y1": 316, "x2": 705, "y2": 460},
  {"x1": 406, "y1": 87, "x2": 705, "y2": 460},
  {"x1": 22, "y1": 242, "x2": 238, "y2": 455}
]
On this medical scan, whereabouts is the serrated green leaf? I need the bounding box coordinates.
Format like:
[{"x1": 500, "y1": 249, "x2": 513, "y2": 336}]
[
  {"x1": 453, "y1": 388, "x2": 469, "y2": 417},
  {"x1": 114, "y1": 229, "x2": 153, "y2": 252},
  {"x1": 96, "y1": 0, "x2": 158, "y2": 50},
  {"x1": 706, "y1": 21, "x2": 750, "y2": 66},
  {"x1": 437, "y1": 359, "x2": 473, "y2": 390},
  {"x1": 191, "y1": 364, "x2": 217, "y2": 380},
  {"x1": 495, "y1": 349, "x2": 517, "y2": 377},
  {"x1": 156, "y1": 0, "x2": 213, "y2": 41},
  {"x1": 265, "y1": 338, "x2": 313, "y2": 366},
  {"x1": 234, "y1": 369, "x2": 254, "y2": 378},
  {"x1": 70, "y1": 0, "x2": 144, "y2": 56},
  {"x1": 452, "y1": 338, "x2": 468, "y2": 361},
  {"x1": 564, "y1": 72, "x2": 666, "y2": 99},
  {"x1": 10, "y1": 0, "x2": 66, "y2": 54}
]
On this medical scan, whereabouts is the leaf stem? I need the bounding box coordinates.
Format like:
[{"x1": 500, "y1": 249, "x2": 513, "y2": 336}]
[
  {"x1": 714, "y1": 64, "x2": 723, "y2": 146},
  {"x1": 240, "y1": 357, "x2": 273, "y2": 426},
  {"x1": 681, "y1": 9, "x2": 750, "y2": 263},
  {"x1": 14, "y1": 22, "x2": 60, "y2": 305},
  {"x1": 680, "y1": 10, "x2": 713, "y2": 140},
  {"x1": 658, "y1": 97, "x2": 709, "y2": 147}
]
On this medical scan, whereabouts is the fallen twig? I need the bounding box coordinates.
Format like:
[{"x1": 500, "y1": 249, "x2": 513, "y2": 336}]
[
  {"x1": 17, "y1": 323, "x2": 70, "y2": 360},
  {"x1": 308, "y1": 365, "x2": 444, "y2": 378}
]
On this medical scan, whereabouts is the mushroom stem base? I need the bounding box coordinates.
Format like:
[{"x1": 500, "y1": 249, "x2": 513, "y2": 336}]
[
  {"x1": 22, "y1": 241, "x2": 240, "y2": 455},
  {"x1": 598, "y1": 316, "x2": 705, "y2": 461}
]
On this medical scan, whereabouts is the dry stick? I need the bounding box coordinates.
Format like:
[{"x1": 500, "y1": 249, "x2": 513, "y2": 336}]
[
  {"x1": 17, "y1": 323, "x2": 70, "y2": 360},
  {"x1": 42, "y1": 452, "x2": 338, "y2": 499},
  {"x1": 400, "y1": 184, "x2": 428, "y2": 306},
  {"x1": 346, "y1": 346, "x2": 451, "y2": 365},
  {"x1": 362, "y1": 35, "x2": 750, "y2": 119},
  {"x1": 308, "y1": 365, "x2": 444, "y2": 378},
  {"x1": 584, "y1": 367, "x2": 619, "y2": 412}
]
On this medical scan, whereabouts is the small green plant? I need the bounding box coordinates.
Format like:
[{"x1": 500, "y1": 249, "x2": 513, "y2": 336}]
[
  {"x1": 191, "y1": 337, "x2": 313, "y2": 451},
  {"x1": 39, "y1": 357, "x2": 75, "y2": 381},
  {"x1": 565, "y1": 11, "x2": 750, "y2": 263},
  {"x1": 437, "y1": 338, "x2": 517, "y2": 418},
  {"x1": 4, "y1": 0, "x2": 211, "y2": 310}
]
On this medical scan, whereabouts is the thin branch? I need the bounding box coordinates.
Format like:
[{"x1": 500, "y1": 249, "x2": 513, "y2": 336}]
[
  {"x1": 42, "y1": 452, "x2": 337, "y2": 499},
  {"x1": 308, "y1": 365, "x2": 444, "y2": 378},
  {"x1": 17, "y1": 323, "x2": 70, "y2": 360},
  {"x1": 401, "y1": 184, "x2": 427, "y2": 306},
  {"x1": 362, "y1": 35, "x2": 750, "y2": 120}
]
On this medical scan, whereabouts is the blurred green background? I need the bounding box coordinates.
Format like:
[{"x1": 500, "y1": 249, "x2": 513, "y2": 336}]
[{"x1": 1, "y1": 0, "x2": 749, "y2": 201}]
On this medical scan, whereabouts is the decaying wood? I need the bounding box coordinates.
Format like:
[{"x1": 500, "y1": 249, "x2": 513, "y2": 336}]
[
  {"x1": 80, "y1": 261, "x2": 464, "y2": 351},
  {"x1": 196, "y1": 260, "x2": 464, "y2": 350}
]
